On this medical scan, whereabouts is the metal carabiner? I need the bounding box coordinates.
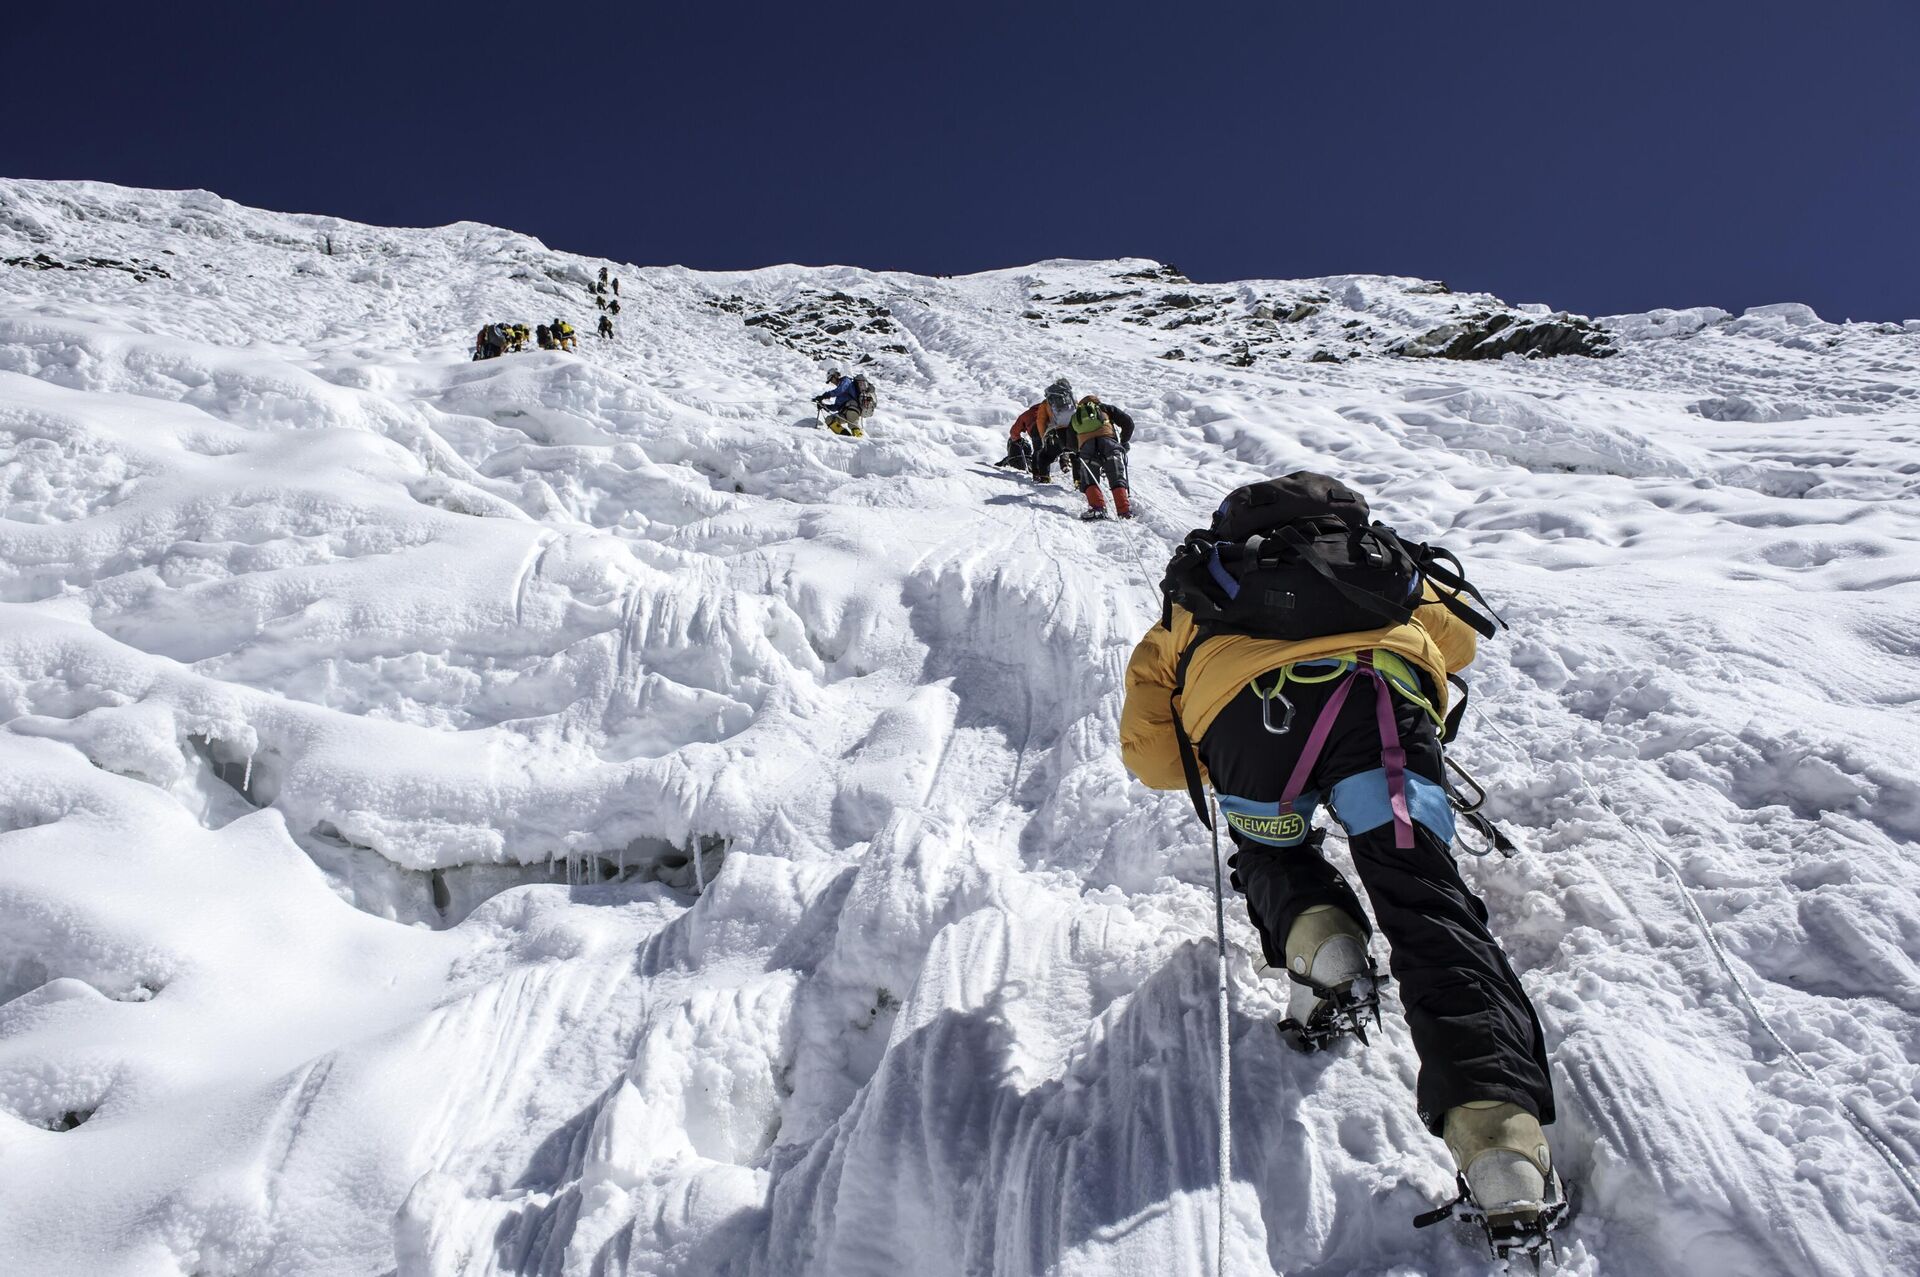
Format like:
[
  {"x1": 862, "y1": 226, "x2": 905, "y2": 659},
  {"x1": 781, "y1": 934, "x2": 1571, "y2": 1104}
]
[
  {"x1": 1444, "y1": 755, "x2": 1488, "y2": 812},
  {"x1": 1258, "y1": 684, "x2": 1296, "y2": 736}
]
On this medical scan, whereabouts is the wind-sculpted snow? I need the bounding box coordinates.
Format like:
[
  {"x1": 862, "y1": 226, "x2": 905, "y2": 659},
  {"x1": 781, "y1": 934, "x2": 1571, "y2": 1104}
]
[{"x1": 1, "y1": 179, "x2": 1918, "y2": 1276}]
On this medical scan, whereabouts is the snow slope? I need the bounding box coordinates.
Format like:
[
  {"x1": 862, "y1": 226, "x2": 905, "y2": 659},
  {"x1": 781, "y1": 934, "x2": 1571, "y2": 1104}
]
[{"x1": 1, "y1": 179, "x2": 1918, "y2": 1276}]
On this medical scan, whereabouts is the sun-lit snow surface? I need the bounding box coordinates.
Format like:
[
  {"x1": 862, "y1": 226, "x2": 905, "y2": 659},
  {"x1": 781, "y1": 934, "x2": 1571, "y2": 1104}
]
[{"x1": 2, "y1": 180, "x2": 1918, "y2": 1277}]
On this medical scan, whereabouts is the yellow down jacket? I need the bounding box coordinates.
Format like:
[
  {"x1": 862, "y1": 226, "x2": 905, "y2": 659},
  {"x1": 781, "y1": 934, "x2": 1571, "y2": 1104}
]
[{"x1": 1119, "y1": 589, "x2": 1481, "y2": 792}]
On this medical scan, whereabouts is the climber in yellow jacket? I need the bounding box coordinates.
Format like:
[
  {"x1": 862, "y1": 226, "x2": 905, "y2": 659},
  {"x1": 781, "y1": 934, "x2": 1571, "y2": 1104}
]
[{"x1": 1119, "y1": 471, "x2": 1561, "y2": 1252}]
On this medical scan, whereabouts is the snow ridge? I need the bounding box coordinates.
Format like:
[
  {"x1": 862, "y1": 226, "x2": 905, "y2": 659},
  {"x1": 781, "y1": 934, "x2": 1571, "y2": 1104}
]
[{"x1": 1, "y1": 179, "x2": 1918, "y2": 1277}]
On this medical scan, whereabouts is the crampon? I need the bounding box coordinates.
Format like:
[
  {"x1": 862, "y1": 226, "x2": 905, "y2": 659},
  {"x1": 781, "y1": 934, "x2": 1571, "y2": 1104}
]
[
  {"x1": 1414, "y1": 1171, "x2": 1571, "y2": 1271},
  {"x1": 1276, "y1": 962, "x2": 1384, "y2": 1052}
]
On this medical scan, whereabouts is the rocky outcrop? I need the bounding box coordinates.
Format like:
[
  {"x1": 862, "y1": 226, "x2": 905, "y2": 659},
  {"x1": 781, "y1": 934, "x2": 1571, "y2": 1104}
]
[{"x1": 1398, "y1": 310, "x2": 1613, "y2": 361}]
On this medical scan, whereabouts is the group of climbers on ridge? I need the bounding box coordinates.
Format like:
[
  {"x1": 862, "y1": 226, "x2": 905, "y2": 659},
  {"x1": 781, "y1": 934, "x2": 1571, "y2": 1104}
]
[
  {"x1": 475, "y1": 319, "x2": 574, "y2": 359},
  {"x1": 591, "y1": 266, "x2": 621, "y2": 339},
  {"x1": 995, "y1": 377, "x2": 1137, "y2": 520},
  {"x1": 473, "y1": 266, "x2": 619, "y2": 361}
]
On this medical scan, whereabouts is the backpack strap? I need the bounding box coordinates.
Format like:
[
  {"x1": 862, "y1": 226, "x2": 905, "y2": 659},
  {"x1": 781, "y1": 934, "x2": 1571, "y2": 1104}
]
[
  {"x1": 1414, "y1": 546, "x2": 1506, "y2": 637},
  {"x1": 1272, "y1": 524, "x2": 1417, "y2": 626},
  {"x1": 1170, "y1": 638, "x2": 1211, "y2": 828},
  {"x1": 1443, "y1": 672, "x2": 1470, "y2": 745}
]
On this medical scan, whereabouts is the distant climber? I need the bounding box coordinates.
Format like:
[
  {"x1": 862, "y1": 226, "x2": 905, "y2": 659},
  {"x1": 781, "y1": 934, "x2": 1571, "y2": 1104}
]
[
  {"x1": 814, "y1": 368, "x2": 876, "y2": 437},
  {"x1": 598, "y1": 266, "x2": 608, "y2": 285},
  {"x1": 536, "y1": 323, "x2": 553, "y2": 350},
  {"x1": 1120, "y1": 472, "x2": 1562, "y2": 1258},
  {"x1": 997, "y1": 379, "x2": 1132, "y2": 519},
  {"x1": 611, "y1": 277, "x2": 620, "y2": 296},
  {"x1": 608, "y1": 298, "x2": 621, "y2": 316},
  {"x1": 995, "y1": 382, "x2": 1065, "y2": 473},
  {"x1": 552, "y1": 318, "x2": 577, "y2": 351},
  {"x1": 598, "y1": 314, "x2": 615, "y2": 340},
  {"x1": 995, "y1": 378, "x2": 1079, "y2": 481},
  {"x1": 509, "y1": 323, "x2": 529, "y2": 353},
  {"x1": 595, "y1": 293, "x2": 606, "y2": 310},
  {"x1": 1061, "y1": 393, "x2": 1132, "y2": 520},
  {"x1": 473, "y1": 322, "x2": 517, "y2": 361}
]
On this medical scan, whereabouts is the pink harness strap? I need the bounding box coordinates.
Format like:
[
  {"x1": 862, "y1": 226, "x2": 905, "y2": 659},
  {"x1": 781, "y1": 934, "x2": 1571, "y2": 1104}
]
[{"x1": 1276, "y1": 653, "x2": 1415, "y2": 850}]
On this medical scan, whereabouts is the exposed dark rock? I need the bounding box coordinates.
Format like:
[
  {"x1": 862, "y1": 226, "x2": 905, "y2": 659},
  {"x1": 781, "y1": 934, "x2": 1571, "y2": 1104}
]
[
  {"x1": 5, "y1": 252, "x2": 171, "y2": 281},
  {"x1": 1398, "y1": 310, "x2": 1613, "y2": 360},
  {"x1": 1285, "y1": 302, "x2": 1319, "y2": 322},
  {"x1": 727, "y1": 288, "x2": 900, "y2": 363},
  {"x1": 1052, "y1": 289, "x2": 1139, "y2": 306},
  {"x1": 1161, "y1": 348, "x2": 1187, "y2": 360},
  {"x1": 1161, "y1": 292, "x2": 1205, "y2": 310},
  {"x1": 1117, "y1": 262, "x2": 1189, "y2": 283},
  {"x1": 1308, "y1": 350, "x2": 1343, "y2": 364}
]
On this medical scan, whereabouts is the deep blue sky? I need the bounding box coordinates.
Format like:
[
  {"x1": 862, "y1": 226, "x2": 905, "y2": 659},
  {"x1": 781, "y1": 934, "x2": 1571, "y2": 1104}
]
[{"x1": 9, "y1": 2, "x2": 1917, "y2": 319}]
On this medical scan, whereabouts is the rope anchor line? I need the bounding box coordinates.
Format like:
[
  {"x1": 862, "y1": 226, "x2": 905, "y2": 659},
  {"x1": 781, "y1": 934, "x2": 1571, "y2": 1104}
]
[{"x1": 1472, "y1": 707, "x2": 1920, "y2": 1214}]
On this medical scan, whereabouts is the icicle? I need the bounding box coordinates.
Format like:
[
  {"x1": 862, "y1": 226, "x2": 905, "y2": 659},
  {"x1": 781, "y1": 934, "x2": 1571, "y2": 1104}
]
[
  {"x1": 694, "y1": 838, "x2": 706, "y2": 894},
  {"x1": 241, "y1": 752, "x2": 253, "y2": 796}
]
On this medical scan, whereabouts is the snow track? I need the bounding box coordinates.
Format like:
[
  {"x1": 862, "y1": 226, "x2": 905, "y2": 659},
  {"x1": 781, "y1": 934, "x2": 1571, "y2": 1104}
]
[{"x1": 1, "y1": 180, "x2": 1917, "y2": 1276}]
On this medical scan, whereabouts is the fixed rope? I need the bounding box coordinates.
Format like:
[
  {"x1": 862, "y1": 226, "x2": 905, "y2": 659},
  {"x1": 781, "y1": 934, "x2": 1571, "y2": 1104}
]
[
  {"x1": 1208, "y1": 794, "x2": 1233, "y2": 1275},
  {"x1": 1472, "y1": 707, "x2": 1920, "y2": 1213}
]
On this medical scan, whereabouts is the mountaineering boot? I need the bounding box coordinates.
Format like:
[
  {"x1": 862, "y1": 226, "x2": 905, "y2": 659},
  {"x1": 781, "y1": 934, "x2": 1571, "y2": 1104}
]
[
  {"x1": 1081, "y1": 485, "x2": 1108, "y2": 520},
  {"x1": 1423, "y1": 1100, "x2": 1567, "y2": 1262},
  {"x1": 1443, "y1": 1101, "x2": 1556, "y2": 1223},
  {"x1": 1275, "y1": 904, "x2": 1380, "y2": 1051},
  {"x1": 1113, "y1": 486, "x2": 1133, "y2": 519}
]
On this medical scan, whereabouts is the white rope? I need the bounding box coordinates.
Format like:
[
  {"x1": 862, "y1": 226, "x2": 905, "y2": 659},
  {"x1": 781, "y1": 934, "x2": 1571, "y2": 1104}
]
[
  {"x1": 1208, "y1": 794, "x2": 1233, "y2": 1276},
  {"x1": 1473, "y1": 708, "x2": 1920, "y2": 1212}
]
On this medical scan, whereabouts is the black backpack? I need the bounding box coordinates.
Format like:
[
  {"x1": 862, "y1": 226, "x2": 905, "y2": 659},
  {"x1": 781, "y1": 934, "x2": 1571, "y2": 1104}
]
[
  {"x1": 1161, "y1": 472, "x2": 1504, "y2": 824},
  {"x1": 1162, "y1": 472, "x2": 1500, "y2": 645}
]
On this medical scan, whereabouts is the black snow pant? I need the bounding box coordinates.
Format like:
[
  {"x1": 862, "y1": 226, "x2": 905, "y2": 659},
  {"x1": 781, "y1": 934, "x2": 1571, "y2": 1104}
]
[
  {"x1": 1198, "y1": 671, "x2": 1555, "y2": 1133},
  {"x1": 1079, "y1": 435, "x2": 1128, "y2": 493},
  {"x1": 1031, "y1": 429, "x2": 1091, "y2": 487}
]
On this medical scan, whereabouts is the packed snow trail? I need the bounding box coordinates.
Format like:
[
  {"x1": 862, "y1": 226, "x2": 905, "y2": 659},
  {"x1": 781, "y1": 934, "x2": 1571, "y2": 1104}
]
[{"x1": 1, "y1": 181, "x2": 1918, "y2": 1276}]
